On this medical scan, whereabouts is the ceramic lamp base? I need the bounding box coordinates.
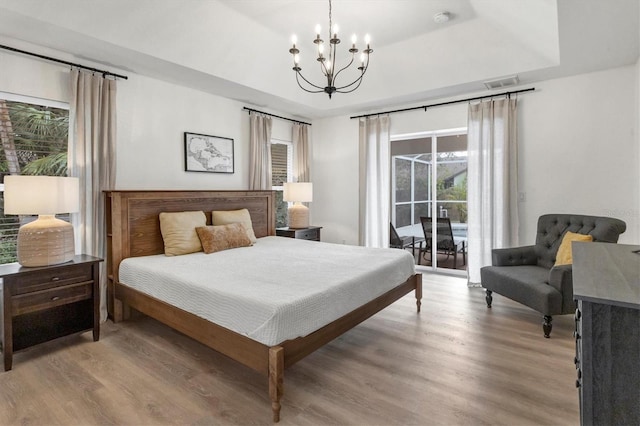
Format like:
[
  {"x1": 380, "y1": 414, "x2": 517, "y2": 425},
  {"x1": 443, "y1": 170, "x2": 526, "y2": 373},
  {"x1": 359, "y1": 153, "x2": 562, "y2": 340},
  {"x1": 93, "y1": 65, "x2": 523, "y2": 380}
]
[
  {"x1": 288, "y1": 203, "x2": 309, "y2": 229},
  {"x1": 17, "y1": 215, "x2": 75, "y2": 267}
]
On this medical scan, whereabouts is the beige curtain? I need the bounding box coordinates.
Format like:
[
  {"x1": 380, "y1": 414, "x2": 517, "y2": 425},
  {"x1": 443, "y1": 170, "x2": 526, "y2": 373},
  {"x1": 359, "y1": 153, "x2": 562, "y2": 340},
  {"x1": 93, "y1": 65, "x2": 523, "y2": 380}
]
[
  {"x1": 293, "y1": 123, "x2": 310, "y2": 182},
  {"x1": 249, "y1": 112, "x2": 273, "y2": 190},
  {"x1": 467, "y1": 97, "x2": 518, "y2": 285},
  {"x1": 68, "y1": 69, "x2": 117, "y2": 321},
  {"x1": 358, "y1": 115, "x2": 390, "y2": 248}
]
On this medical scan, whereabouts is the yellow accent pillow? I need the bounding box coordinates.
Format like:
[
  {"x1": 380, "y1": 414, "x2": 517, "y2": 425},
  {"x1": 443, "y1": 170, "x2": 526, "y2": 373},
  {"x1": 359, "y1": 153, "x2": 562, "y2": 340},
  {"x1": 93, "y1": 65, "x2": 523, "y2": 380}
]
[
  {"x1": 212, "y1": 209, "x2": 257, "y2": 244},
  {"x1": 554, "y1": 231, "x2": 593, "y2": 266},
  {"x1": 196, "y1": 223, "x2": 252, "y2": 254},
  {"x1": 159, "y1": 211, "x2": 207, "y2": 256}
]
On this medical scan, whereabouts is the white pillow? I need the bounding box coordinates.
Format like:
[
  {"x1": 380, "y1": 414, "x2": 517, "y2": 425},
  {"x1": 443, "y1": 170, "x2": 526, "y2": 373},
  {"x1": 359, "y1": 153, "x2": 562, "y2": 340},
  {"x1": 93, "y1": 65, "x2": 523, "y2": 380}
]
[{"x1": 159, "y1": 210, "x2": 207, "y2": 256}]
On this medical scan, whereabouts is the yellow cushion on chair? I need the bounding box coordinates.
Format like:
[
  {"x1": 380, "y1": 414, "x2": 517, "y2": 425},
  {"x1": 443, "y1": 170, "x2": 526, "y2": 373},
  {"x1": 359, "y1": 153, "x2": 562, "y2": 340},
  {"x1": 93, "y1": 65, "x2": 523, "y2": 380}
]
[{"x1": 554, "y1": 231, "x2": 593, "y2": 266}]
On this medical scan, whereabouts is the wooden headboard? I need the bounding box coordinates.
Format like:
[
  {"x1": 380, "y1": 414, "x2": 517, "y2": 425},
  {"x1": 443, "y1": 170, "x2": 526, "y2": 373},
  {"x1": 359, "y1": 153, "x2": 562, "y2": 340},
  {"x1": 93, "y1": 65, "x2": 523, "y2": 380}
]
[{"x1": 105, "y1": 190, "x2": 275, "y2": 318}]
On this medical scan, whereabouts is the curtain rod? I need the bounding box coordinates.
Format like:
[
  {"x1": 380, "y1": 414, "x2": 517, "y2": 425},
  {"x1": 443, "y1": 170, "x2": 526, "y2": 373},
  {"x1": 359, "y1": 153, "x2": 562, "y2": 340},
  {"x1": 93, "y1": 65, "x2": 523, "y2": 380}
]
[
  {"x1": 243, "y1": 107, "x2": 311, "y2": 126},
  {"x1": 350, "y1": 87, "x2": 535, "y2": 119},
  {"x1": 0, "y1": 44, "x2": 129, "y2": 80}
]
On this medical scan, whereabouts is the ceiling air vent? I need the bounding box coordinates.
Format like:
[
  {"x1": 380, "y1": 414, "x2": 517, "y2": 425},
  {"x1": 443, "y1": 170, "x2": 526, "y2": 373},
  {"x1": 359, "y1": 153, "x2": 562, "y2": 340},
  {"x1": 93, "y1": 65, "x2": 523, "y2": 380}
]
[{"x1": 484, "y1": 75, "x2": 519, "y2": 90}]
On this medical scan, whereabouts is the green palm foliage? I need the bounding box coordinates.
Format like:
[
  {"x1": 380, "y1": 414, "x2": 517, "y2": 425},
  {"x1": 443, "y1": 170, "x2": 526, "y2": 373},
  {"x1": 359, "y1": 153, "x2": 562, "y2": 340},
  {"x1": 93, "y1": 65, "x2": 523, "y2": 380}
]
[{"x1": 0, "y1": 102, "x2": 69, "y2": 176}]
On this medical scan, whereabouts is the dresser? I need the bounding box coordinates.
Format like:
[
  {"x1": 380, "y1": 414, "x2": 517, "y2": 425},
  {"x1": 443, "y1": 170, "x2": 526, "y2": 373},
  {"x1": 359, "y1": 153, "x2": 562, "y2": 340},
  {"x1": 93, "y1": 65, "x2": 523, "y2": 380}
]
[
  {"x1": 572, "y1": 242, "x2": 640, "y2": 426},
  {"x1": 0, "y1": 255, "x2": 102, "y2": 371},
  {"x1": 276, "y1": 226, "x2": 322, "y2": 241}
]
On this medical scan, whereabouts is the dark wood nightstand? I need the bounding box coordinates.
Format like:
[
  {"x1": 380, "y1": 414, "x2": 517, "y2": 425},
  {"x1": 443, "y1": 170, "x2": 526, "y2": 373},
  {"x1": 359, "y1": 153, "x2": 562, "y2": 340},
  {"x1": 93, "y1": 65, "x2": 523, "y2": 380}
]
[
  {"x1": 0, "y1": 254, "x2": 102, "y2": 371},
  {"x1": 276, "y1": 226, "x2": 322, "y2": 241}
]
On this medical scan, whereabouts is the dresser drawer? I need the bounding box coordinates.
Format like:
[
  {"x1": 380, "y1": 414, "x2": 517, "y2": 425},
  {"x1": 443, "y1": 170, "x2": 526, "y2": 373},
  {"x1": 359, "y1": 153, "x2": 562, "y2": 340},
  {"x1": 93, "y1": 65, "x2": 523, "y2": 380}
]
[
  {"x1": 13, "y1": 264, "x2": 93, "y2": 295},
  {"x1": 12, "y1": 282, "x2": 93, "y2": 316}
]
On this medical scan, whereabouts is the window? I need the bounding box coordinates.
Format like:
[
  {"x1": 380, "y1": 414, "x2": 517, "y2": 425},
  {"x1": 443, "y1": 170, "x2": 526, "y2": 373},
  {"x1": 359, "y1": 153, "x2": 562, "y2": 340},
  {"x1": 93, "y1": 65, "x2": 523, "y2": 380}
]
[
  {"x1": 0, "y1": 93, "x2": 70, "y2": 264},
  {"x1": 271, "y1": 139, "x2": 293, "y2": 228}
]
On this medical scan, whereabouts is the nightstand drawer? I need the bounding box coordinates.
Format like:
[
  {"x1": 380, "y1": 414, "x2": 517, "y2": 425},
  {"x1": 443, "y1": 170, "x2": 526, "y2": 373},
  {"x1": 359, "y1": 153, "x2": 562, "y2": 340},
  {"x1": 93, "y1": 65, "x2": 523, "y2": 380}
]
[
  {"x1": 298, "y1": 228, "x2": 320, "y2": 240},
  {"x1": 276, "y1": 226, "x2": 322, "y2": 241},
  {"x1": 12, "y1": 282, "x2": 93, "y2": 316},
  {"x1": 13, "y1": 264, "x2": 93, "y2": 295}
]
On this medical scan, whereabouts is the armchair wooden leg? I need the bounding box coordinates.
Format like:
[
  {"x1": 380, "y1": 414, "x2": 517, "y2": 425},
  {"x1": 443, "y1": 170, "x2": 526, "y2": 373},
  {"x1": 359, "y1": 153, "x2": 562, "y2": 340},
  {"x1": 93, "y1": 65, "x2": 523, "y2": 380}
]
[
  {"x1": 485, "y1": 290, "x2": 492, "y2": 308},
  {"x1": 543, "y1": 315, "x2": 552, "y2": 338}
]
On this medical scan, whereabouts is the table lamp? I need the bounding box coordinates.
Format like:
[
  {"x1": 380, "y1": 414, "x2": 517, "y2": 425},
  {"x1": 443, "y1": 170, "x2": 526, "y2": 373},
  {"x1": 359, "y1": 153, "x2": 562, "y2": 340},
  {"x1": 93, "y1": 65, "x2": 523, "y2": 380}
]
[
  {"x1": 4, "y1": 175, "x2": 79, "y2": 267},
  {"x1": 283, "y1": 182, "x2": 312, "y2": 229}
]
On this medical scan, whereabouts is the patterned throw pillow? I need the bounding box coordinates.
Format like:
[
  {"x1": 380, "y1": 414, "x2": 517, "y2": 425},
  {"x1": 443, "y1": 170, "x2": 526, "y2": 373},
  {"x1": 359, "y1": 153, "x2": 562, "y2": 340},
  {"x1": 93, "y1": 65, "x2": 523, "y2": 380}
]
[{"x1": 196, "y1": 223, "x2": 252, "y2": 254}]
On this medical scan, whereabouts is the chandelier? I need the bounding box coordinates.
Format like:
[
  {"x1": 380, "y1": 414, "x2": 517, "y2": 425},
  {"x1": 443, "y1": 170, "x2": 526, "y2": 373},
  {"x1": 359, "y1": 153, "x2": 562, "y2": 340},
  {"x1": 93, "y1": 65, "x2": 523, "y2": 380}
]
[{"x1": 288, "y1": 0, "x2": 372, "y2": 98}]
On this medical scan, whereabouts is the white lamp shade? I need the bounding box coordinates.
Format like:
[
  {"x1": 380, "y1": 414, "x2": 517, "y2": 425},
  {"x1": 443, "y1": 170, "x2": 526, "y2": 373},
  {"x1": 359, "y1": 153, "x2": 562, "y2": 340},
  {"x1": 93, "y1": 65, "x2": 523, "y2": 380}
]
[
  {"x1": 4, "y1": 176, "x2": 79, "y2": 215},
  {"x1": 283, "y1": 182, "x2": 313, "y2": 203}
]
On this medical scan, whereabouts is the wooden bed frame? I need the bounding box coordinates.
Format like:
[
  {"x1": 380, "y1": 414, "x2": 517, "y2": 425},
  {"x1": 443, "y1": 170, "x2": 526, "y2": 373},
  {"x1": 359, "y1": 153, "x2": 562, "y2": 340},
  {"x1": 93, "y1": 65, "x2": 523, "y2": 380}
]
[{"x1": 105, "y1": 190, "x2": 422, "y2": 422}]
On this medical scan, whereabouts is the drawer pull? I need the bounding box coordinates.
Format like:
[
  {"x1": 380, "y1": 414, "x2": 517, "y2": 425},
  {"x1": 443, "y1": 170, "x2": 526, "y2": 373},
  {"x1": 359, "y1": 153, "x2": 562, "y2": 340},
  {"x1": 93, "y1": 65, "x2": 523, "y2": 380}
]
[
  {"x1": 51, "y1": 296, "x2": 60, "y2": 301},
  {"x1": 51, "y1": 277, "x2": 60, "y2": 282}
]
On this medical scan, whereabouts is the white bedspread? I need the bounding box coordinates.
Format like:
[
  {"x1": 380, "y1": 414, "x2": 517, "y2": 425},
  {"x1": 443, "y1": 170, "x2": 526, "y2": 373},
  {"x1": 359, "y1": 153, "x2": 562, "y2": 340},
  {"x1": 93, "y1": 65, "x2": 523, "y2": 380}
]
[{"x1": 119, "y1": 236, "x2": 415, "y2": 346}]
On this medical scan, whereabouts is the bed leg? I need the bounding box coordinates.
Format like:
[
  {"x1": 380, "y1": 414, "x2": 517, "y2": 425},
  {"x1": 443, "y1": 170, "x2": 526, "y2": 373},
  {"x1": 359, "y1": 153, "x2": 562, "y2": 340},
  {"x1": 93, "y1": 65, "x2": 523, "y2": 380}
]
[
  {"x1": 113, "y1": 299, "x2": 124, "y2": 323},
  {"x1": 269, "y1": 346, "x2": 284, "y2": 423},
  {"x1": 415, "y1": 274, "x2": 423, "y2": 313}
]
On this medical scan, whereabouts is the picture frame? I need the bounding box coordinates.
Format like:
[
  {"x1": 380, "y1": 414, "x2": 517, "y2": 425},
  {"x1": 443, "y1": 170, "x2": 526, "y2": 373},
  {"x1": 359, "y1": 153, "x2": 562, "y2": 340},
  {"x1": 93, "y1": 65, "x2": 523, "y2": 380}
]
[{"x1": 184, "y1": 132, "x2": 234, "y2": 174}]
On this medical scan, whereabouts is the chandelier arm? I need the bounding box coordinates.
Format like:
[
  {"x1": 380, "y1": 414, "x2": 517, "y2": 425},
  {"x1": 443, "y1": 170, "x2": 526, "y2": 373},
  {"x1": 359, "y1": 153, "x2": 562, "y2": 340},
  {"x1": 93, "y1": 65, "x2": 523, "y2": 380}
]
[
  {"x1": 335, "y1": 74, "x2": 365, "y2": 93},
  {"x1": 295, "y1": 71, "x2": 325, "y2": 92},
  {"x1": 332, "y1": 55, "x2": 355, "y2": 83},
  {"x1": 318, "y1": 60, "x2": 330, "y2": 78},
  {"x1": 334, "y1": 57, "x2": 370, "y2": 90}
]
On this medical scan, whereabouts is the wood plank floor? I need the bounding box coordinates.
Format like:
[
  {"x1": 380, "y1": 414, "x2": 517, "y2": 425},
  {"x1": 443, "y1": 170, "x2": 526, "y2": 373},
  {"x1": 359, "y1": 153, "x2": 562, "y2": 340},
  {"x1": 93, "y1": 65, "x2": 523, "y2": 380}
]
[{"x1": 0, "y1": 274, "x2": 579, "y2": 425}]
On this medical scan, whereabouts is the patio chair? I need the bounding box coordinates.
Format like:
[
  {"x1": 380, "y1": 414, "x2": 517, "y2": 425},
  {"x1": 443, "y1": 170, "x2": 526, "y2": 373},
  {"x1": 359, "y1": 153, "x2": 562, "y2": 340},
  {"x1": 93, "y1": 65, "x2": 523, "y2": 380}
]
[
  {"x1": 390, "y1": 222, "x2": 424, "y2": 264},
  {"x1": 419, "y1": 216, "x2": 466, "y2": 269}
]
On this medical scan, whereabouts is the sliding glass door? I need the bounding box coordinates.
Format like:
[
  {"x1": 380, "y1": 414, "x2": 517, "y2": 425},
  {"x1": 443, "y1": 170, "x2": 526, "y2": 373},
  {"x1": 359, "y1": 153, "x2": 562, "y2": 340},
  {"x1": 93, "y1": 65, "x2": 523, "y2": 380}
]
[{"x1": 391, "y1": 129, "x2": 467, "y2": 274}]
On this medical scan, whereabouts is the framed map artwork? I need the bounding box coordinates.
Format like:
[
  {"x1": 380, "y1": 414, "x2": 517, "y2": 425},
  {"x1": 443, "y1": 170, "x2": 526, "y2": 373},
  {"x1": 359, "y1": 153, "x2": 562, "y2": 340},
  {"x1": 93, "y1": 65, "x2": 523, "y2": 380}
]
[{"x1": 184, "y1": 132, "x2": 234, "y2": 174}]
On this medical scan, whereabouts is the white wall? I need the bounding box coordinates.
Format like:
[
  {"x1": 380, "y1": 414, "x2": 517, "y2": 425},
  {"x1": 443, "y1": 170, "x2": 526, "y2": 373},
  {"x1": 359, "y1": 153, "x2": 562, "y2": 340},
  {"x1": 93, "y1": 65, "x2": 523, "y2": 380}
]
[
  {"x1": 518, "y1": 65, "x2": 639, "y2": 244},
  {"x1": 311, "y1": 116, "x2": 360, "y2": 244},
  {"x1": 0, "y1": 47, "x2": 69, "y2": 103},
  {"x1": 0, "y1": 39, "x2": 295, "y2": 192},
  {"x1": 3, "y1": 40, "x2": 638, "y2": 246},
  {"x1": 117, "y1": 75, "x2": 248, "y2": 189},
  {"x1": 313, "y1": 65, "x2": 640, "y2": 245},
  {"x1": 117, "y1": 75, "x2": 295, "y2": 190}
]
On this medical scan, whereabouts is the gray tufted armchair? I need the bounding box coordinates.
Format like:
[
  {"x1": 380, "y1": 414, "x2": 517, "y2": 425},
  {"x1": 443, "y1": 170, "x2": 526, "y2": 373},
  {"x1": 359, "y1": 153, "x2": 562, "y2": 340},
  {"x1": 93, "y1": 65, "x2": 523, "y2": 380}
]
[{"x1": 480, "y1": 214, "x2": 626, "y2": 337}]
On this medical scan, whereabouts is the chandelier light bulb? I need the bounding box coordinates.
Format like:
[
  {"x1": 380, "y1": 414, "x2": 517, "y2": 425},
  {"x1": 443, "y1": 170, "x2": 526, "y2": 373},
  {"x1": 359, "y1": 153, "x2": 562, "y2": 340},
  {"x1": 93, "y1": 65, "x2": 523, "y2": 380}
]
[
  {"x1": 315, "y1": 24, "x2": 321, "y2": 36},
  {"x1": 318, "y1": 43, "x2": 324, "y2": 54},
  {"x1": 291, "y1": 34, "x2": 297, "y2": 46},
  {"x1": 360, "y1": 52, "x2": 365, "y2": 63},
  {"x1": 332, "y1": 24, "x2": 339, "y2": 37},
  {"x1": 364, "y1": 34, "x2": 371, "y2": 45},
  {"x1": 326, "y1": 60, "x2": 332, "y2": 71},
  {"x1": 351, "y1": 34, "x2": 357, "y2": 45},
  {"x1": 294, "y1": 54, "x2": 300, "y2": 64}
]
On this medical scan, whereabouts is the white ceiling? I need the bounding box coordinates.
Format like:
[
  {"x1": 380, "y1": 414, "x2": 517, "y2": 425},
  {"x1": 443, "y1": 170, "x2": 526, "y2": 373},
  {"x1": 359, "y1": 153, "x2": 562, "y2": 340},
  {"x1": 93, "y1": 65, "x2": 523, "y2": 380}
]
[{"x1": 0, "y1": 0, "x2": 638, "y2": 119}]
